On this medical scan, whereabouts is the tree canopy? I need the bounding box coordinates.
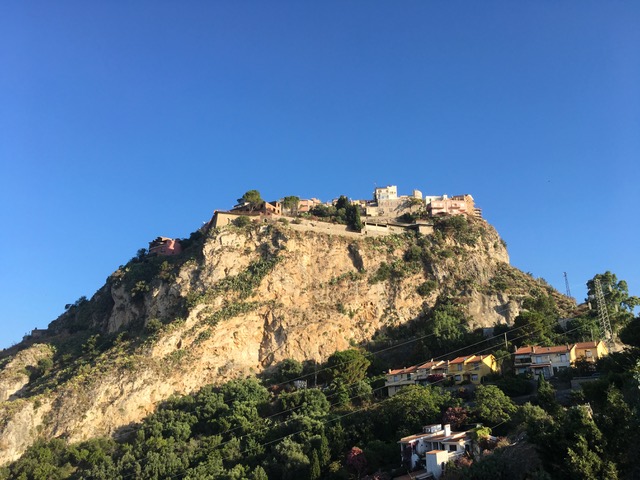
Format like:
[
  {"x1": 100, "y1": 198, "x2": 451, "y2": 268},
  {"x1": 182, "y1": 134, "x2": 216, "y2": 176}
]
[
  {"x1": 237, "y1": 190, "x2": 263, "y2": 210},
  {"x1": 586, "y1": 271, "x2": 640, "y2": 332},
  {"x1": 326, "y1": 349, "x2": 371, "y2": 385}
]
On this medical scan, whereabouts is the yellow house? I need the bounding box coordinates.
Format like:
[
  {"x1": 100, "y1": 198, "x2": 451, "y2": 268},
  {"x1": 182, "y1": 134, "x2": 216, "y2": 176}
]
[
  {"x1": 447, "y1": 354, "x2": 498, "y2": 385},
  {"x1": 574, "y1": 341, "x2": 608, "y2": 364}
]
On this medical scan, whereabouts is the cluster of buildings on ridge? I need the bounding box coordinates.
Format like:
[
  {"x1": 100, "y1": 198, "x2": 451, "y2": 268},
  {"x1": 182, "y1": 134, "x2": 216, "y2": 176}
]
[
  {"x1": 385, "y1": 340, "x2": 608, "y2": 397},
  {"x1": 147, "y1": 185, "x2": 482, "y2": 255}
]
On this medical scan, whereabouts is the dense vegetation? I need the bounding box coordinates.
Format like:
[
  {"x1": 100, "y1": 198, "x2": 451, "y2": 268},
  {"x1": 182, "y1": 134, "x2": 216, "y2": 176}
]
[{"x1": 308, "y1": 196, "x2": 363, "y2": 232}]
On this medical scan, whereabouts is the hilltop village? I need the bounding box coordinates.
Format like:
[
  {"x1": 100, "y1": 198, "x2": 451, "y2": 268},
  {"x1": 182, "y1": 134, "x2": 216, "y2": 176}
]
[{"x1": 148, "y1": 185, "x2": 482, "y2": 256}]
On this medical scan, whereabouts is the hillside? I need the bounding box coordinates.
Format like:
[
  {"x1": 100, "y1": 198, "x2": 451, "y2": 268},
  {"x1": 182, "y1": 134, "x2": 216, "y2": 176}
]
[{"x1": 0, "y1": 216, "x2": 575, "y2": 464}]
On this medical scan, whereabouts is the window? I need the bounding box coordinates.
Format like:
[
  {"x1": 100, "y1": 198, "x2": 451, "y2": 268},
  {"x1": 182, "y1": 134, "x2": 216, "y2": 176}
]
[
  {"x1": 449, "y1": 445, "x2": 456, "y2": 452},
  {"x1": 535, "y1": 356, "x2": 543, "y2": 364},
  {"x1": 471, "y1": 374, "x2": 479, "y2": 382},
  {"x1": 586, "y1": 350, "x2": 593, "y2": 357},
  {"x1": 473, "y1": 363, "x2": 480, "y2": 370},
  {"x1": 457, "y1": 364, "x2": 462, "y2": 371},
  {"x1": 455, "y1": 375, "x2": 462, "y2": 382},
  {"x1": 560, "y1": 354, "x2": 567, "y2": 362}
]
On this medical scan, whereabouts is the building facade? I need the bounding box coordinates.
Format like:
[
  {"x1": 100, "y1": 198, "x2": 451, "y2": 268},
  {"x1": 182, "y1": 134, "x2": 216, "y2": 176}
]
[
  {"x1": 574, "y1": 341, "x2": 608, "y2": 363},
  {"x1": 385, "y1": 356, "x2": 497, "y2": 396},
  {"x1": 374, "y1": 185, "x2": 398, "y2": 202},
  {"x1": 514, "y1": 345, "x2": 576, "y2": 379},
  {"x1": 399, "y1": 424, "x2": 472, "y2": 478},
  {"x1": 426, "y1": 194, "x2": 481, "y2": 218},
  {"x1": 446, "y1": 355, "x2": 498, "y2": 385},
  {"x1": 148, "y1": 237, "x2": 182, "y2": 256}
]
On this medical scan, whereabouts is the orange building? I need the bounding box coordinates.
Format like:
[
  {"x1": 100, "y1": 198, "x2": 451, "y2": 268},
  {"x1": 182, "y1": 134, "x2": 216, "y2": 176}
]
[
  {"x1": 148, "y1": 237, "x2": 182, "y2": 256},
  {"x1": 427, "y1": 194, "x2": 481, "y2": 218}
]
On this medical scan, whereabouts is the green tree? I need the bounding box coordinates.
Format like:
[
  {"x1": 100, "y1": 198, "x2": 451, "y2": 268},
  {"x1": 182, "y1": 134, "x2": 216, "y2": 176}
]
[
  {"x1": 232, "y1": 216, "x2": 251, "y2": 228},
  {"x1": 271, "y1": 438, "x2": 310, "y2": 480},
  {"x1": 350, "y1": 380, "x2": 373, "y2": 405},
  {"x1": 474, "y1": 385, "x2": 517, "y2": 425},
  {"x1": 619, "y1": 316, "x2": 640, "y2": 347},
  {"x1": 362, "y1": 440, "x2": 398, "y2": 473},
  {"x1": 237, "y1": 190, "x2": 264, "y2": 211},
  {"x1": 586, "y1": 271, "x2": 639, "y2": 332},
  {"x1": 517, "y1": 403, "x2": 556, "y2": 446},
  {"x1": 250, "y1": 466, "x2": 269, "y2": 480},
  {"x1": 282, "y1": 196, "x2": 300, "y2": 215},
  {"x1": 595, "y1": 386, "x2": 633, "y2": 467},
  {"x1": 309, "y1": 449, "x2": 321, "y2": 480},
  {"x1": 326, "y1": 349, "x2": 371, "y2": 385},
  {"x1": 536, "y1": 376, "x2": 559, "y2": 415},
  {"x1": 310, "y1": 434, "x2": 331, "y2": 467},
  {"x1": 566, "y1": 436, "x2": 615, "y2": 479},
  {"x1": 220, "y1": 377, "x2": 270, "y2": 407},
  {"x1": 280, "y1": 388, "x2": 330, "y2": 418},
  {"x1": 513, "y1": 311, "x2": 557, "y2": 346},
  {"x1": 512, "y1": 291, "x2": 559, "y2": 346},
  {"x1": 276, "y1": 358, "x2": 304, "y2": 383},
  {"x1": 380, "y1": 385, "x2": 455, "y2": 438},
  {"x1": 345, "y1": 204, "x2": 363, "y2": 232},
  {"x1": 335, "y1": 195, "x2": 350, "y2": 211},
  {"x1": 430, "y1": 306, "x2": 468, "y2": 347}
]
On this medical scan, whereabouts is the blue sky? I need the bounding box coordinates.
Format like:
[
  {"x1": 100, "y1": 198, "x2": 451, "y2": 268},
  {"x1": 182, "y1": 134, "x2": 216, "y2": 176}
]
[{"x1": 1, "y1": 2, "x2": 638, "y2": 349}]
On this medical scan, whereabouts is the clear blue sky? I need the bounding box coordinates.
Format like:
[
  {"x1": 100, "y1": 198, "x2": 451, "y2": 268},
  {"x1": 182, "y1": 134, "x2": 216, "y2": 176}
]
[{"x1": 1, "y1": 2, "x2": 638, "y2": 349}]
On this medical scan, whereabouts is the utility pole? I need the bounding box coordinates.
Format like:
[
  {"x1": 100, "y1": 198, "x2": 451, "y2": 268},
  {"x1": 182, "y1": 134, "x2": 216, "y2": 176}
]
[{"x1": 592, "y1": 277, "x2": 613, "y2": 348}]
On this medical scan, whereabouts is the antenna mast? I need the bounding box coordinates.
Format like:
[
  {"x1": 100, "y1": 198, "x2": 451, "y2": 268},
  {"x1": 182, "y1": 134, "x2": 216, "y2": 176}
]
[
  {"x1": 563, "y1": 272, "x2": 573, "y2": 299},
  {"x1": 593, "y1": 277, "x2": 613, "y2": 347}
]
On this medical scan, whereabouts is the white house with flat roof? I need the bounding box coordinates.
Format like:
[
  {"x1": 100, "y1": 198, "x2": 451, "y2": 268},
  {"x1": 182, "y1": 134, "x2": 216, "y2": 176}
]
[{"x1": 399, "y1": 424, "x2": 471, "y2": 478}]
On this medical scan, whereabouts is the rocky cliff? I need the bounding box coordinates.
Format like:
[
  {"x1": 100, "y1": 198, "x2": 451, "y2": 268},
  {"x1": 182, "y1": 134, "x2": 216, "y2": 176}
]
[{"x1": 0, "y1": 216, "x2": 574, "y2": 464}]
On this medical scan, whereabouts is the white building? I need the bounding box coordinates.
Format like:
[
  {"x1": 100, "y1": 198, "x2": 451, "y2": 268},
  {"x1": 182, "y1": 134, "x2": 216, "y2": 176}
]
[
  {"x1": 399, "y1": 424, "x2": 471, "y2": 478},
  {"x1": 374, "y1": 185, "x2": 398, "y2": 202}
]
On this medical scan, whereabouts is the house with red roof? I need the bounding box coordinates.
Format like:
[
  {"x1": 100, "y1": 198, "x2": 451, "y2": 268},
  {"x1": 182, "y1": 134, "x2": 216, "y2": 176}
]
[
  {"x1": 385, "y1": 360, "x2": 447, "y2": 396},
  {"x1": 514, "y1": 341, "x2": 609, "y2": 379},
  {"x1": 514, "y1": 344, "x2": 575, "y2": 379}
]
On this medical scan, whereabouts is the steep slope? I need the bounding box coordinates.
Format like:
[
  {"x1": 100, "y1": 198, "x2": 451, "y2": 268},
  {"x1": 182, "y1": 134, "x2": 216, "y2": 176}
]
[{"x1": 0, "y1": 217, "x2": 574, "y2": 464}]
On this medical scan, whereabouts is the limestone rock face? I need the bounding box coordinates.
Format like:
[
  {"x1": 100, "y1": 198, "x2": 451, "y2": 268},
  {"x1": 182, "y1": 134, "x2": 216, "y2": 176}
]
[
  {"x1": 0, "y1": 344, "x2": 53, "y2": 402},
  {"x1": 0, "y1": 219, "x2": 570, "y2": 465}
]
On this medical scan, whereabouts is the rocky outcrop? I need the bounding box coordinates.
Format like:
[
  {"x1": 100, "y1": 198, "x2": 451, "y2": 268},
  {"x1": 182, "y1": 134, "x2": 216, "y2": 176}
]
[
  {"x1": 0, "y1": 218, "x2": 566, "y2": 464},
  {"x1": 0, "y1": 344, "x2": 53, "y2": 402}
]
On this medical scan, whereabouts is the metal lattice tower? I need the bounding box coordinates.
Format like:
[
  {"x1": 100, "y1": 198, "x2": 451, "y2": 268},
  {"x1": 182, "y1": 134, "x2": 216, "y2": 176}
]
[
  {"x1": 593, "y1": 277, "x2": 613, "y2": 345},
  {"x1": 563, "y1": 272, "x2": 573, "y2": 299}
]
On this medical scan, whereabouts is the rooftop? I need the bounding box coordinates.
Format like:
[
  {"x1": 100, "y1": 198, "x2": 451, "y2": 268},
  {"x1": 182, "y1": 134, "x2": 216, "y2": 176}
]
[{"x1": 515, "y1": 345, "x2": 573, "y2": 355}]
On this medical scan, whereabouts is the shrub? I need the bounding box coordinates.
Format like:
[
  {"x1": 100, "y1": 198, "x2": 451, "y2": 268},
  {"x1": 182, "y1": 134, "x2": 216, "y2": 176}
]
[
  {"x1": 417, "y1": 280, "x2": 437, "y2": 296},
  {"x1": 130, "y1": 280, "x2": 150, "y2": 299},
  {"x1": 232, "y1": 216, "x2": 251, "y2": 228},
  {"x1": 145, "y1": 318, "x2": 163, "y2": 335},
  {"x1": 494, "y1": 375, "x2": 535, "y2": 397}
]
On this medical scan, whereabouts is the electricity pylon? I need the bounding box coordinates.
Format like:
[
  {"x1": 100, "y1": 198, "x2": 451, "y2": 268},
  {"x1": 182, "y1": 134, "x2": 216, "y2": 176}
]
[{"x1": 593, "y1": 277, "x2": 613, "y2": 347}]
